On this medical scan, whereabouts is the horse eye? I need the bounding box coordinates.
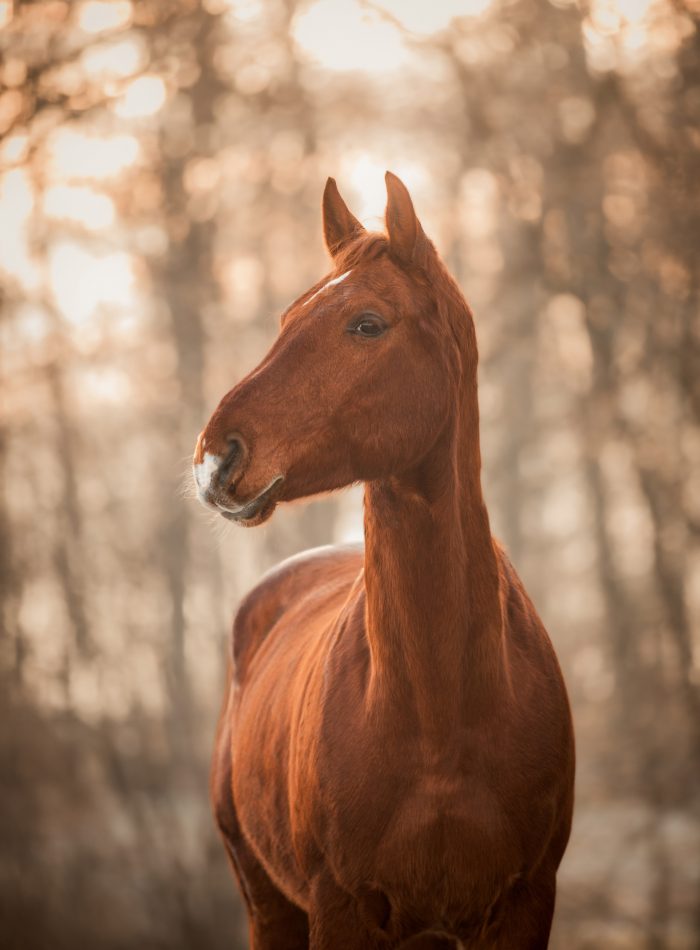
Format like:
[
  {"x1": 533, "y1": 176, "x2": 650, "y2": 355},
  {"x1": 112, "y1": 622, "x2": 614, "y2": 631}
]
[{"x1": 349, "y1": 314, "x2": 387, "y2": 338}]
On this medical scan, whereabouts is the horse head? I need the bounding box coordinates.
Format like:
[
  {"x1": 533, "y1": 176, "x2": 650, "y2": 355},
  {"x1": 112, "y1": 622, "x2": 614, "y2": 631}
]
[{"x1": 193, "y1": 173, "x2": 475, "y2": 525}]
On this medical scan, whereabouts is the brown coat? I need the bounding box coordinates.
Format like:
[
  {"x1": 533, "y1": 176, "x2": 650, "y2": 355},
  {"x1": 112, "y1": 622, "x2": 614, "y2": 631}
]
[{"x1": 195, "y1": 174, "x2": 575, "y2": 949}]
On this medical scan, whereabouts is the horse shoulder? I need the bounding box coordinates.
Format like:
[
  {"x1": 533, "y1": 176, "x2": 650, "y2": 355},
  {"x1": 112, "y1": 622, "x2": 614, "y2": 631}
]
[{"x1": 230, "y1": 543, "x2": 364, "y2": 683}]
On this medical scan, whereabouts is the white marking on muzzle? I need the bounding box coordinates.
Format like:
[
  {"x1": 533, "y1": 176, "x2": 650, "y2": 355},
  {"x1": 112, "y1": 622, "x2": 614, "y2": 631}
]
[
  {"x1": 302, "y1": 269, "x2": 352, "y2": 307},
  {"x1": 194, "y1": 451, "x2": 222, "y2": 496}
]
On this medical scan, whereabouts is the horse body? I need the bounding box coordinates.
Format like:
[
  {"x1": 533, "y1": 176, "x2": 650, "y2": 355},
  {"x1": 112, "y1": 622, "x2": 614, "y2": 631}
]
[{"x1": 198, "y1": 174, "x2": 574, "y2": 948}]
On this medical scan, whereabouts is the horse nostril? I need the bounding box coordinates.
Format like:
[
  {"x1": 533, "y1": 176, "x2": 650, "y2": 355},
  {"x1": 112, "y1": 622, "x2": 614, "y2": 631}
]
[{"x1": 217, "y1": 435, "x2": 247, "y2": 490}]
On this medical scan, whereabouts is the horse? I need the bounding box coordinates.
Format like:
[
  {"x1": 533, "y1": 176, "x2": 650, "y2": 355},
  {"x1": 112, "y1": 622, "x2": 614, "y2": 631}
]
[{"x1": 193, "y1": 172, "x2": 575, "y2": 949}]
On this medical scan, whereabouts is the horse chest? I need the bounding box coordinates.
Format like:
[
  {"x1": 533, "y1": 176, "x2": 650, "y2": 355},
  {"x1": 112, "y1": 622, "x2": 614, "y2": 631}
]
[{"x1": 314, "y1": 759, "x2": 525, "y2": 921}]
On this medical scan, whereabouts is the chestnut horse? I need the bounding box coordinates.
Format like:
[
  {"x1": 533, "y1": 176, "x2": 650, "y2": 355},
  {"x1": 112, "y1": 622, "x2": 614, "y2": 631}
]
[{"x1": 194, "y1": 173, "x2": 575, "y2": 949}]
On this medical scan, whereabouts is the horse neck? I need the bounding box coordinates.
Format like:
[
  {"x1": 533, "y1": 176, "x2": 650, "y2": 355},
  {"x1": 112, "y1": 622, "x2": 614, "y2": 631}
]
[{"x1": 362, "y1": 370, "x2": 507, "y2": 742}]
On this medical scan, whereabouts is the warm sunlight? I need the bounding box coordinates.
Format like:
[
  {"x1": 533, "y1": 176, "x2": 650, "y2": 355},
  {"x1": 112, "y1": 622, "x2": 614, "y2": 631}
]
[
  {"x1": 0, "y1": 133, "x2": 29, "y2": 166},
  {"x1": 0, "y1": 169, "x2": 39, "y2": 291},
  {"x1": 293, "y1": 0, "x2": 665, "y2": 75},
  {"x1": 43, "y1": 185, "x2": 116, "y2": 230},
  {"x1": 46, "y1": 129, "x2": 141, "y2": 179},
  {"x1": 77, "y1": 0, "x2": 133, "y2": 35},
  {"x1": 591, "y1": 0, "x2": 657, "y2": 30},
  {"x1": 80, "y1": 36, "x2": 146, "y2": 80},
  {"x1": 341, "y1": 152, "x2": 427, "y2": 225},
  {"x1": 292, "y1": 0, "x2": 498, "y2": 75},
  {"x1": 113, "y1": 75, "x2": 168, "y2": 118},
  {"x1": 48, "y1": 241, "x2": 136, "y2": 324},
  {"x1": 584, "y1": 0, "x2": 671, "y2": 68},
  {"x1": 292, "y1": 0, "x2": 410, "y2": 73},
  {"x1": 378, "y1": 0, "x2": 494, "y2": 32}
]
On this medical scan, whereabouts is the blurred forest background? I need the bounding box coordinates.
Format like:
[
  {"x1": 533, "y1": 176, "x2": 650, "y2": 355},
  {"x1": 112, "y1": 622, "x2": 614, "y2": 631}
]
[{"x1": 1, "y1": 0, "x2": 699, "y2": 947}]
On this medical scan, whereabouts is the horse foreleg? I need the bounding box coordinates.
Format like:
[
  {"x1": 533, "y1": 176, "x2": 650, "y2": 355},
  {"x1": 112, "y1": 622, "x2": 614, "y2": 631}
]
[
  {"x1": 221, "y1": 831, "x2": 309, "y2": 950},
  {"x1": 211, "y1": 694, "x2": 309, "y2": 949},
  {"x1": 485, "y1": 873, "x2": 556, "y2": 950},
  {"x1": 308, "y1": 874, "x2": 391, "y2": 950}
]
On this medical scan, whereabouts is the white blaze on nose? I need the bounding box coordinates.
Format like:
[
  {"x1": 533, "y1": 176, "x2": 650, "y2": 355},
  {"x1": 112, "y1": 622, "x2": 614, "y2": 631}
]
[
  {"x1": 302, "y1": 269, "x2": 352, "y2": 307},
  {"x1": 194, "y1": 451, "x2": 222, "y2": 495}
]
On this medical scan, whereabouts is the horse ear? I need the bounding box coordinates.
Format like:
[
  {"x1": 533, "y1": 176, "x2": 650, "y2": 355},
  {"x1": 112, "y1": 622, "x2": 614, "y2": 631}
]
[
  {"x1": 322, "y1": 177, "x2": 364, "y2": 260},
  {"x1": 385, "y1": 171, "x2": 428, "y2": 266}
]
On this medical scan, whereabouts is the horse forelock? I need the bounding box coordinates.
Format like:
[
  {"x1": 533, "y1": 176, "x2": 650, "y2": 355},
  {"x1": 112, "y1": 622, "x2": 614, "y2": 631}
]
[{"x1": 332, "y1": 230, "x2": 390, "y2": 272}]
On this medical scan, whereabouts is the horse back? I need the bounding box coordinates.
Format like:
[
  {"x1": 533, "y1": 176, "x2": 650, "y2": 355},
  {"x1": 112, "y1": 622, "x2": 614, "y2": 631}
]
[{"x1": 230, "y1": 543, "x2": 363, "y2": 683}]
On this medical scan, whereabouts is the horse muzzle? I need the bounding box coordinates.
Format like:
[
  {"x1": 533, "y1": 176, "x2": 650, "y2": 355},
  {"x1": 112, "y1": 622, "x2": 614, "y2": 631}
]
[{"x1": 193, "y1": 433, "x2": 284, "y2": 525}]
